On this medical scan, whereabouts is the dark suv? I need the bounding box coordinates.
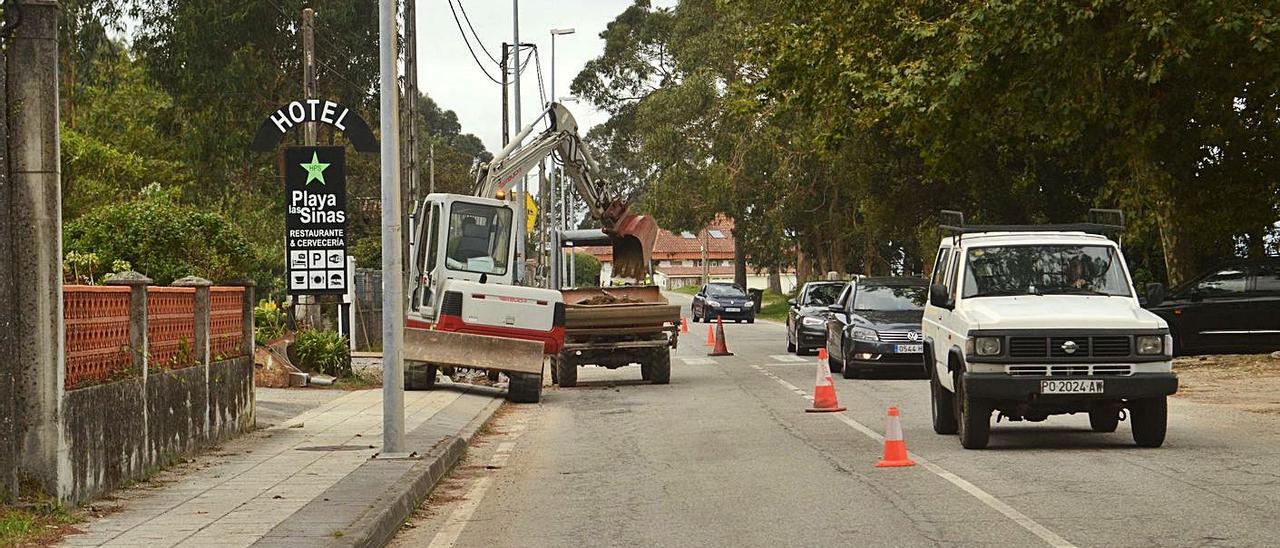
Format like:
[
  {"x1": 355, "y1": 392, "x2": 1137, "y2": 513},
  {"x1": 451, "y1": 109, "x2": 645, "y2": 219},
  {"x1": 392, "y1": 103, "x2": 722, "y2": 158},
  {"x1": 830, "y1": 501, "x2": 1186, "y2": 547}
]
[
  {"x1": 1145, "y1": 257, "x2": 1280, "y2": 355},
  {"x1": 691, "y1": 283, "x2": 756, "y2": 323},
  {"x1": 825, "y1": 277, "x2": 928, "y2": 378}
]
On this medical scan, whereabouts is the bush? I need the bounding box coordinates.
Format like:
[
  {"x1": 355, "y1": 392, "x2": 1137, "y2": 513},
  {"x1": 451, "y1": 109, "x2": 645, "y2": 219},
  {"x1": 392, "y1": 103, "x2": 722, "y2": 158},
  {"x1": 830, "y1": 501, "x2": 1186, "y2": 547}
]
[
  {"x1": 292, "y1": 328, "x2": 351, "y2": 377},
  {"x1": 572, "y1": 252, "x2": 602, "y2": 286},
  {"x1": 254, "y1": 299, "x2": 287, "y2": 345},
  {"x1": 64, "y1": 184, "x2": 253, "y2": 284}
]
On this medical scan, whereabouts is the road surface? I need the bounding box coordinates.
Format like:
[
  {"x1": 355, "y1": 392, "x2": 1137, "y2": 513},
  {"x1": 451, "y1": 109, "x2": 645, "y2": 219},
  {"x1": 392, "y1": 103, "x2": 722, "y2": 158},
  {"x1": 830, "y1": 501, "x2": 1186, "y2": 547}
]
[{"x1": 393, "y1": 292, "x2": 1280, "y2": 547}]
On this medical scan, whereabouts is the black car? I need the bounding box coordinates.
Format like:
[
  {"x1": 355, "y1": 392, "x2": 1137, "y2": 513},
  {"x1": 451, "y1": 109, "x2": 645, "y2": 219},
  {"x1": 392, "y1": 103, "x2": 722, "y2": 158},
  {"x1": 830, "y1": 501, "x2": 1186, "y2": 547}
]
[
  {"x1": 1145, "y1": 257, "x2": 1280, "y2": 355},
  {"x1": 691, "y1": 283, "x2": 756, "y2": 323},
  {"x1": 786, "y1": 281, "x2": 845, "y2": 355},
  {"x1": 825, "y1": 277, "x2": 928, "y2": 378}
]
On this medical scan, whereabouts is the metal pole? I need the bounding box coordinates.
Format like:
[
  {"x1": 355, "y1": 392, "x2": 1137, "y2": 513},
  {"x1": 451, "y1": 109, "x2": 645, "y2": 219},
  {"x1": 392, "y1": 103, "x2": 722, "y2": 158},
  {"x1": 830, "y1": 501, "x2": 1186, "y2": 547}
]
[
  {"x1": 377, "y1": 0, "x2": 406, "y2": 457},
  {"x1": 346, "y1": 256, "x2": 356, "y2": 352},
  {"x1": 302, "y1": 8, "x2": 316, "y2": 146},
  {"x1": 501, "y1": 43, "x2": 509, "y2": 147},
  {"x1": 512, "y1": 0, "x2": 525, "y2": 284},
  {"x1": 402, "y1": 0, "x2": 419, "y2": 312},
  {"x1": 428, "y1": 143, "x2": 435, "y2": 194}
]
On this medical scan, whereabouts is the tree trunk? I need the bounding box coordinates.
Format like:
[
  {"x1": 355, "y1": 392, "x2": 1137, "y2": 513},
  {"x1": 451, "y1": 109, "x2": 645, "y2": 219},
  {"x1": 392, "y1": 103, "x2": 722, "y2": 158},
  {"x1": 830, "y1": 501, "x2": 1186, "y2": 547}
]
[
  {"x1": 733, "y1": 240, "x2": 747, "y2": 290},
  {"x1": 768, "y1": 267, "x2": 782, "y2": 294}
]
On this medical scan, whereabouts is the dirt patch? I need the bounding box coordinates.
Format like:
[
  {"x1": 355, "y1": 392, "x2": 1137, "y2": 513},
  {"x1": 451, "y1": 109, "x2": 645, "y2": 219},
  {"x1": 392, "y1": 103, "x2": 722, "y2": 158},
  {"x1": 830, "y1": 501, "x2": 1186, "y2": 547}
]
[
  {"x1": 1174, "y1": 353, "x2": 1280, "y2": 414},
  {"x1": 577, "y1": 294, "x2": 644, "y2": 305}
]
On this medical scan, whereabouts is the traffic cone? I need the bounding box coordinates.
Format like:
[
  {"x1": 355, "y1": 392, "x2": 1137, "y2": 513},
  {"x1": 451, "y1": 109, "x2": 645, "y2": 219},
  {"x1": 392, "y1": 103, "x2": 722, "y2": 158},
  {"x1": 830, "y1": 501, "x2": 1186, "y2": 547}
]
[
  {"x1": 709, "y1": 316, "x2": 734, "y2": 356},
  {"x1": 706, "y1": 323, "x2": 716, "y2": 346},
  {"x1": 875, "y1": 407, "x2": 916, "y2": 468},
  {"x1": 805, "y1": 360, "x2": 845, "y2": 412},
  {"x1": 680, "y1": 317, "x2": 689, "y2": 333},
  {"x1": 818, "y1": 347, "x2": 828, "y2": 361}
]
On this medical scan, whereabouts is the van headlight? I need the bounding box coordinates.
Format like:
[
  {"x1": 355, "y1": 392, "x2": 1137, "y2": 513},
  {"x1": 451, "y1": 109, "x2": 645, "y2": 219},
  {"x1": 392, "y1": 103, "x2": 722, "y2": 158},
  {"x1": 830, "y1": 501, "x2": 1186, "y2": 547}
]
[
  {"x1": 801, "y1": 316, "x2": 825, "y2": 327},
  {"x1": 970, "y1": 336, "x2": 1002, "y2": 356},
  {"x1": 1136, "y1": 335, "x2": 1163, "y2": 355}
]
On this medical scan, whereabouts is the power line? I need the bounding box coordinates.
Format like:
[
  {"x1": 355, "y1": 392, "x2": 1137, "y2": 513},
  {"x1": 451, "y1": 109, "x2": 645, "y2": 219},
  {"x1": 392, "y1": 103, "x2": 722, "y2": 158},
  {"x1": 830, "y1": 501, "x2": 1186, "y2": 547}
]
[
  {"x1": 447, "y1": 0, "x2": 503, "y2": 85},
  {"x1": 456, "y1": 0, "x2": 499, "y2": 65}
]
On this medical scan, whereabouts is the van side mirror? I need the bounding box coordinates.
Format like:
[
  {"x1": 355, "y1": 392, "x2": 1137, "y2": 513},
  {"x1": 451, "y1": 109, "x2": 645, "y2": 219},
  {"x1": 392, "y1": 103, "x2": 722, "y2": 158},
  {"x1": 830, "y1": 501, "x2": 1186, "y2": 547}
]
[
  {"x1": 788, "y1": 298, "x2": 797, "y2": 307},
  {"x1": 827, "y1": 304, "x2": 843, "y2": 313},
  {"x1": 1146, "y1": 283, "x2": 1166, "y2": 306},
  {"x1": 929, "y1": 284, "x2": 953, "y2": 308}
]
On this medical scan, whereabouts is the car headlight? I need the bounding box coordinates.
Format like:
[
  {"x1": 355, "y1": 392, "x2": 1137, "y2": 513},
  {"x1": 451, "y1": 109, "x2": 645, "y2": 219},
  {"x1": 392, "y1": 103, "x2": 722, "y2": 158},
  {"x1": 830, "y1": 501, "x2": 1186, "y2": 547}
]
[
  {"x1": 801, "y1": 316, "x2": 825, "y2": 327},
  {"x1": 1136, "y1": 335, "x2": 1163, "y2": 355},
  {"x1": 850, "y1": 327, "x2": 878, "y2": 341},
  {"x1": 971, "y1": 336, "x2": 1002, "y2": 356},
  {"x1": 706, "y1": 299, "x2": 721, "y2": 307}
]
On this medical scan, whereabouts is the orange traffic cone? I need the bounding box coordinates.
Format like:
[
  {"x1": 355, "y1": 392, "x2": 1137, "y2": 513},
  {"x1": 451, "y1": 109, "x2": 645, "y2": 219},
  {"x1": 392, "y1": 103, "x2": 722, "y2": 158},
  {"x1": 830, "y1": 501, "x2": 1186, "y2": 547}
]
[
  {"x1": 805, "y1": 359, "x2": 845, "y2": 412},
  {"x1": 875, "y1": 407, "x2": 916, "y2": 467},
  {"x1": 818, "y1": 347, "x2": 828, "y2": 361},
  {"x1": 706, "y1": 323, "x2": 716, "y2": 346},
  {"x1": 680, "y1": 317, "x2": 689, "y2": 333},
  {"x1": 709, "y1": 316, "x2": 734, "y2": 356}
]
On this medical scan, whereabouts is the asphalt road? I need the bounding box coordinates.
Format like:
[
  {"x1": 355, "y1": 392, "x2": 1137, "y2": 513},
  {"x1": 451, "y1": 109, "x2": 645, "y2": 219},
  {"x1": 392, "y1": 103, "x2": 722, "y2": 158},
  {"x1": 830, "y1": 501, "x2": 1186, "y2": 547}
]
[{"x1": 393, "y1": 292, "x2": 1280, "y2": 547}]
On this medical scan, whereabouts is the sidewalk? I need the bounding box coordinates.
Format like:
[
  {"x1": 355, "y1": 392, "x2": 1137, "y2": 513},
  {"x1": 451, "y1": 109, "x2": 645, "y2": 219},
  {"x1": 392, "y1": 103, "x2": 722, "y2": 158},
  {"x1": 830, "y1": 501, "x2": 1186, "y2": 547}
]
[{"x1": 61, "y1": 383, "x2": 503, "y2": 547}]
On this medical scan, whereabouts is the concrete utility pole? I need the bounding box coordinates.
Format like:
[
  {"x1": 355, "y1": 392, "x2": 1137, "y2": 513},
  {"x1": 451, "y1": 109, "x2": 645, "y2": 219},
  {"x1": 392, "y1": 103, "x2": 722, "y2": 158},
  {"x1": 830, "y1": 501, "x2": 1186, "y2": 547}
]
[
  {"x1": 401, "y1": 0, "x2": 419, "y2": 320},
  {"x1": 5, "y1": 0, "x2": 66, "y2": 499},
  {"x1": 0, "y1": 4, "x2": 14, "y2": 501},
  {"x1": 512, "y1": 0, "x2": 525, "y2": 283},
  {"x1": 428, "y1": 143, "x2": 435, "y2": 194},
  {"x1": 377, "y1": 0, "x2": 406, "y2": 456},
  {"x1": 302, "y1": 8, "x2": 317, "y2": 145}
]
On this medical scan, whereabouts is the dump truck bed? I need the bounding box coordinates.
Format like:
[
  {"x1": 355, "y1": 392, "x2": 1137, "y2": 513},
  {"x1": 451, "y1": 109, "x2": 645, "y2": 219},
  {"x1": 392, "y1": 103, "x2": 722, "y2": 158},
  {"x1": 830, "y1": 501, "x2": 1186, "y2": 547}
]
[{"x1": 560, "y1": 286, "x2": 681, "y2": 333}]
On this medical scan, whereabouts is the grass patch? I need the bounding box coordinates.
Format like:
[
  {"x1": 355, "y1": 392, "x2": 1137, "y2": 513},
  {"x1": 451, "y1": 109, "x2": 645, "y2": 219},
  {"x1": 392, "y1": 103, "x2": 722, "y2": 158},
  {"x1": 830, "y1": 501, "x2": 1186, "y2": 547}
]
[
  {"x1": 757, "y1": 290, "x2": 790, "y2": 323},
  {"x1": 0, "y1": 503, "x2": 81, "y2": 546},
  {"x1": 671, "y1": 285, "x2": 701, "y2": 296}
]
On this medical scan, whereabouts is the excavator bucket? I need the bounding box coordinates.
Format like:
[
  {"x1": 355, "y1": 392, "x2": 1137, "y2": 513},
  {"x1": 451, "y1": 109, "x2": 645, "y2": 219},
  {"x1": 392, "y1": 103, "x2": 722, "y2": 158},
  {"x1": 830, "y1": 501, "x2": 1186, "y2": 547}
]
[{"x1": 608, "y1": 212, "x2": 659, "y2": 281}]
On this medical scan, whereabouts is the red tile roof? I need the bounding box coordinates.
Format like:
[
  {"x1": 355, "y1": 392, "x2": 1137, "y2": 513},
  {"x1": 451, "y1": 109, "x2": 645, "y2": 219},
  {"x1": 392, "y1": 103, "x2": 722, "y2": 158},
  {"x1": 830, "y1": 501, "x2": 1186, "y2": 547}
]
[{"x1": 579, "y1": 216, "x2": 738, "y2": 262}]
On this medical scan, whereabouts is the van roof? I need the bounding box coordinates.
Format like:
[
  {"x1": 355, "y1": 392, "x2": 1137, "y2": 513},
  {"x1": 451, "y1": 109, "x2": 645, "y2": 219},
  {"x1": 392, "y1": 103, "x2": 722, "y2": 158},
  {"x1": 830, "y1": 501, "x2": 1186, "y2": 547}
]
[{"x1": 938, "y1": 231, "x2": 1118, "y2": 248}]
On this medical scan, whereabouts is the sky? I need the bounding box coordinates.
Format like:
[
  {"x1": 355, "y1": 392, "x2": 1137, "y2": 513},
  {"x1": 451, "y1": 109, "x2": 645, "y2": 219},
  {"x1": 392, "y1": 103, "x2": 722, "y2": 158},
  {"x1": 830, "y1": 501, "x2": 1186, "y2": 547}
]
[{"x1": 419, "y1": 0, "x2": 636, "y2": 155}]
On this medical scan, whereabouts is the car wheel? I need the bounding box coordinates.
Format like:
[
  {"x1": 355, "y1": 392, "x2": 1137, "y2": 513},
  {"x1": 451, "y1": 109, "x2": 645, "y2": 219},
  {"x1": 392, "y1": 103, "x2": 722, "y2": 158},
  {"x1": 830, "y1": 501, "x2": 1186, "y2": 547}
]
[
  {"x1": 1088, "y1": 406, "x2": 1120, "y2": 433},
  {"x1": 747, "y1": 317, "x2": 755, "y2": 324},
  {"x1": 842, "y1": 361, "x2": 858, "y2": 379},
  {"x1": 955, "y1": 370, "x2": 991, "y2": 449},
  {"x1": 1130, "y1": 397, "x2": 1168, "y2": 447},
  {"x1": 786, "y1": 329, "x2": 796, "y2": 353},
  {"x1": 930, "y1": 365, "x2": 958, "y2": 435},
  {"x1": 827, "y1": 350, "x2": 844, "y2": 374}
]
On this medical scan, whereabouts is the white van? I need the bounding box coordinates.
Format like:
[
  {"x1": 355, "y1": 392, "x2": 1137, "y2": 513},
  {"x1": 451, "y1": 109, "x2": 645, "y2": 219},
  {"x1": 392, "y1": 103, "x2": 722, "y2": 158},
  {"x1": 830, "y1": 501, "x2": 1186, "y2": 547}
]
[{"x1": 922, "y1": 210, "x2": 1178, "y2": 449}]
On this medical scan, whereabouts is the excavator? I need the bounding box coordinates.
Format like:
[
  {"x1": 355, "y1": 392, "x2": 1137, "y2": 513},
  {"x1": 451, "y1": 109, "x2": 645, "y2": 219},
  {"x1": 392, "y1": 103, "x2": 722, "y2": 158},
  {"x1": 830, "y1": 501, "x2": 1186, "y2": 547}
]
[{"x1": 401, "y1": 102, "x2": 659, "y2": 403}]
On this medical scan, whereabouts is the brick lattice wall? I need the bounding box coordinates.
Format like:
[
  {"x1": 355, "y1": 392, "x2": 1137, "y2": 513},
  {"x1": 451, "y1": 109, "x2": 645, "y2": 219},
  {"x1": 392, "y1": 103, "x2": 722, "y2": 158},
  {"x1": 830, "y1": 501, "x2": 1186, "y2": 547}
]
[
  {"x1": 210, "y1": 287, "x2": 245, "y2": 359},
  {"x1": 147, "y1": 287, "x2": 196, "y2": 369},
  {"x1": 64, "y1": 286, "x2": 134, "y2": 389}
]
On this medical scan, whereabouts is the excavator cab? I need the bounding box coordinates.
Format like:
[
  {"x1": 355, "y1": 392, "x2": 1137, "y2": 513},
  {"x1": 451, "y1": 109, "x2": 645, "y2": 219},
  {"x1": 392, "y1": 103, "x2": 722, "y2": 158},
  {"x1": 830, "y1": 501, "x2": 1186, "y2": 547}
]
[{"x1": 406, "y1": 193, "x2": 564, "y2": 354}]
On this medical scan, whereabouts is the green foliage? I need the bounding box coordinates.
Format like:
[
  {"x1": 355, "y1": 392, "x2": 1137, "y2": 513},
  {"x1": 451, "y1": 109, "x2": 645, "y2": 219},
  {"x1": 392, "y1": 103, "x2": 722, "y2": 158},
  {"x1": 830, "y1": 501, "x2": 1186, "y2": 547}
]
[
  {"x1": 292, "y1": 328, "x2": 352, "y2": 378},
  {"x1": 573, "y1": 252, "x2": 602, "y2": 287},
  {"x1": 63, "y1": 185, "x2": 253, "y2": 284},
  {"x1": 350, "y1": 235, "x2": 382, "y2": 270},
  {"x1": 254, "y1": 300, "x2": 288, "y2": 345}
]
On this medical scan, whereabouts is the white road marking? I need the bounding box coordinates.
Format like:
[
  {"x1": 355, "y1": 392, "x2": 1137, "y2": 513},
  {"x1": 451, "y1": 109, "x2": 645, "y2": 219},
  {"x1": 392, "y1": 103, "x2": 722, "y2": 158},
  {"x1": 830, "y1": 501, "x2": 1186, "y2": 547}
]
[
  {"x1": 750, "y1": 365, "x2": 1077, "y2": 548},
  {"x1": 426, "y1": 423, "x2": 525, "y2": 548},
  {"x1": 680, "y1": 357, "x2": 717, "y2": 365},
  {"x1": 769, "y1": 354, "x2": 810, "y2": 363}
]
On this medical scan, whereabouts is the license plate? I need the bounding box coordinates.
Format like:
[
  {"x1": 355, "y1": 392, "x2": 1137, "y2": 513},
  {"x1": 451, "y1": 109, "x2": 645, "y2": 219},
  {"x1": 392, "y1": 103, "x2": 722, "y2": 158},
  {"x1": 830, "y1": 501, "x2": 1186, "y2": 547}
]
[
  {"x1": 895, "y1": 344, "x2": 923, "y2": 354},
  {"x1": 1040, "y1": 379, "x2": 1104, "y2": 394},
  {"x1": 725, "y1": 307, "x2": 741, "y2": 312}
]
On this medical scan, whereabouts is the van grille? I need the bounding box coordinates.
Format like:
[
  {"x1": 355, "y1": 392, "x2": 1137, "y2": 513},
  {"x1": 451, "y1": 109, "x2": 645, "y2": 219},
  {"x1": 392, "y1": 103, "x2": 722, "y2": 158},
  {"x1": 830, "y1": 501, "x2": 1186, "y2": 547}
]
[
  {"x1": 1006, "y1": 364, "x2": 1133, "y2": 376},
  {"x1": 1006, "y1": 335, "x2": 1134, "y2": 359}
]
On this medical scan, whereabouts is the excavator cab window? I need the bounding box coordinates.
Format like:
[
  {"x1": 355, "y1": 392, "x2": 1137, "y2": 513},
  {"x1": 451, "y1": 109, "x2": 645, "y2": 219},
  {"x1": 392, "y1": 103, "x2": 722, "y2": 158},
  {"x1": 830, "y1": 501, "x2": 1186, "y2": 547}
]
[{"x1": 445, "y1": 202, "x2": 512, "y2": 276}]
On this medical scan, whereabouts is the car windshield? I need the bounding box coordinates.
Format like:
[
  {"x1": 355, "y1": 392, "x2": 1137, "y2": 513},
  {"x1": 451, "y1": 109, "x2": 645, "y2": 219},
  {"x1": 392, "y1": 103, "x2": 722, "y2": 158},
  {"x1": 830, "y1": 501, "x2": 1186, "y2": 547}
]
[
  {"x1": 962, "y1": 245, "x2": 1131, "y2": 298},
  {"x1": 804, "y1": 284, "x2": 843, "y2": 306},
  {"x1": 853, "y1": 285, "x2": 927, "y2": 311},
  {"x1": 706, "y1": 285, "x2": 746, "y2": 298}
]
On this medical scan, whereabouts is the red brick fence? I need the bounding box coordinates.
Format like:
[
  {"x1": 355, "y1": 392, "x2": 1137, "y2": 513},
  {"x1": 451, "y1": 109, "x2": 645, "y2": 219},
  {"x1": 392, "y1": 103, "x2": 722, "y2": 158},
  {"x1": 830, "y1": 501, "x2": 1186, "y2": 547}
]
[{"x1": 59, "y1": 272, "x2": 256, "y2": 502}]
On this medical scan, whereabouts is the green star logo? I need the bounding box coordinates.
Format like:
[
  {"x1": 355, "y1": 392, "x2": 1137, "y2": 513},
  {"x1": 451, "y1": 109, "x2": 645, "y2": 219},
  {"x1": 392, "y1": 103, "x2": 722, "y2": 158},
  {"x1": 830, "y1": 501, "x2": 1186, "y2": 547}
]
[{"x1": 299, "y1": 152, "x2": 330, "y2": 186}]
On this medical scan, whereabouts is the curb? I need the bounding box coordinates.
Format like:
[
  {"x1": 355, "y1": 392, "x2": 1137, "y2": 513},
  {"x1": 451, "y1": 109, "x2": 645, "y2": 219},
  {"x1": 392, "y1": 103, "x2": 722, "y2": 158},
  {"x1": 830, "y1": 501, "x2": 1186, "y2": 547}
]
[{"x1": 349, "y1": 394, "x2": 504, "y2": 548}]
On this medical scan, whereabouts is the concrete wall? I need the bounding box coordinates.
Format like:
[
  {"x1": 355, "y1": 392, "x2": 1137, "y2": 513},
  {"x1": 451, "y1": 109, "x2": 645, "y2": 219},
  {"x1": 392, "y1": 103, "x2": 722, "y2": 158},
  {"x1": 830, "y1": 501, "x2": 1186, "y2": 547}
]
[{"x1": 61, "y1": 356, "x2": 254, "y2": 503}]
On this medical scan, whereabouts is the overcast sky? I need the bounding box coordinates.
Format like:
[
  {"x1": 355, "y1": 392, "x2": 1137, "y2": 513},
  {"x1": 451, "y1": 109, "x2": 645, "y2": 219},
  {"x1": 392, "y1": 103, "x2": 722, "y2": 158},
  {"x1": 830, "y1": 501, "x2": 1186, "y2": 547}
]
[{"x1": 420, "y1": 1, "x2": 636, "y2": 154}]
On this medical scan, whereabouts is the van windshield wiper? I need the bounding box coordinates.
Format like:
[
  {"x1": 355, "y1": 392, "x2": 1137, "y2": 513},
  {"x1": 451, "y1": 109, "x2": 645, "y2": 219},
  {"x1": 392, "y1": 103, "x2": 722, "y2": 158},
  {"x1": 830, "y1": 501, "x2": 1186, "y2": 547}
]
[
  {"x1": 966, "y1": 289, "x2": 1035, "y2": 298},
  {"x1": 1039, "y1": 287, "x2": 1117, "y2": 296}
]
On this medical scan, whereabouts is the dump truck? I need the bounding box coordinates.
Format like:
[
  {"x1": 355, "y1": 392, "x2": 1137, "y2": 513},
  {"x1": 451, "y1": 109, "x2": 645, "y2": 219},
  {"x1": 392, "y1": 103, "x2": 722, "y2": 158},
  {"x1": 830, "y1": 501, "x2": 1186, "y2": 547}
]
[{"x1": 550, "y1": 231, "x2": 680, "y2": 387}]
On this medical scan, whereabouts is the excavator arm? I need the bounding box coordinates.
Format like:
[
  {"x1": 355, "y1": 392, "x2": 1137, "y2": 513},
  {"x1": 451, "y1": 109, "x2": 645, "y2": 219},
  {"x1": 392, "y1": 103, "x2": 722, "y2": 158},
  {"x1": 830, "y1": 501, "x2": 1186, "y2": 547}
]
[{"x1": 474, "y1": 103, "x2": 656, "y2": 280}]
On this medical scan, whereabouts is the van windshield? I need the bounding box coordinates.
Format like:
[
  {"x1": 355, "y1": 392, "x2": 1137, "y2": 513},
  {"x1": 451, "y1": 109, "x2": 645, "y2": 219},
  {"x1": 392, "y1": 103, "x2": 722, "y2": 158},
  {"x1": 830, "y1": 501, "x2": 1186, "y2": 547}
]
[{"x1": 963, "y1": 245, "x2": 1131, "y2": 298}]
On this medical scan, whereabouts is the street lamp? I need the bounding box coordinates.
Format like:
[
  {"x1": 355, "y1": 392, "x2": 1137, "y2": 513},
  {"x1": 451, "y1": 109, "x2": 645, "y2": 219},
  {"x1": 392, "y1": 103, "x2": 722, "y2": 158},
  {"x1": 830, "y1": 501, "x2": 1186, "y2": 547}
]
[{"x1": 550, "y1": 27, "x2": 576, "y2": 288}]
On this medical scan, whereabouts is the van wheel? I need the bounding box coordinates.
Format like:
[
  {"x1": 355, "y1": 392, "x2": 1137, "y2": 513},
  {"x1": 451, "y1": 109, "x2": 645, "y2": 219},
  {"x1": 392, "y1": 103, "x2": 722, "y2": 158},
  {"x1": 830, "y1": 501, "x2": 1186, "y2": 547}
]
[
  {"x1": 507, "y1": 373, "x2": 541, "y2": 403},
  {"x1": 955, "y1": 371, "x2": 991, "y2": 449},
  {"x1": 556, "y1": 353, "x2": 578, "y2": 388},
  {"x1": 930, "y1": 366, "x2": 958, "y2": 435},
  {"x1": 1089, "y1": 406, "x2": 1120, "y2": 433},
  {"x1": 1130, "y1": 397, "x2": 1167, "y2": 447}
]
